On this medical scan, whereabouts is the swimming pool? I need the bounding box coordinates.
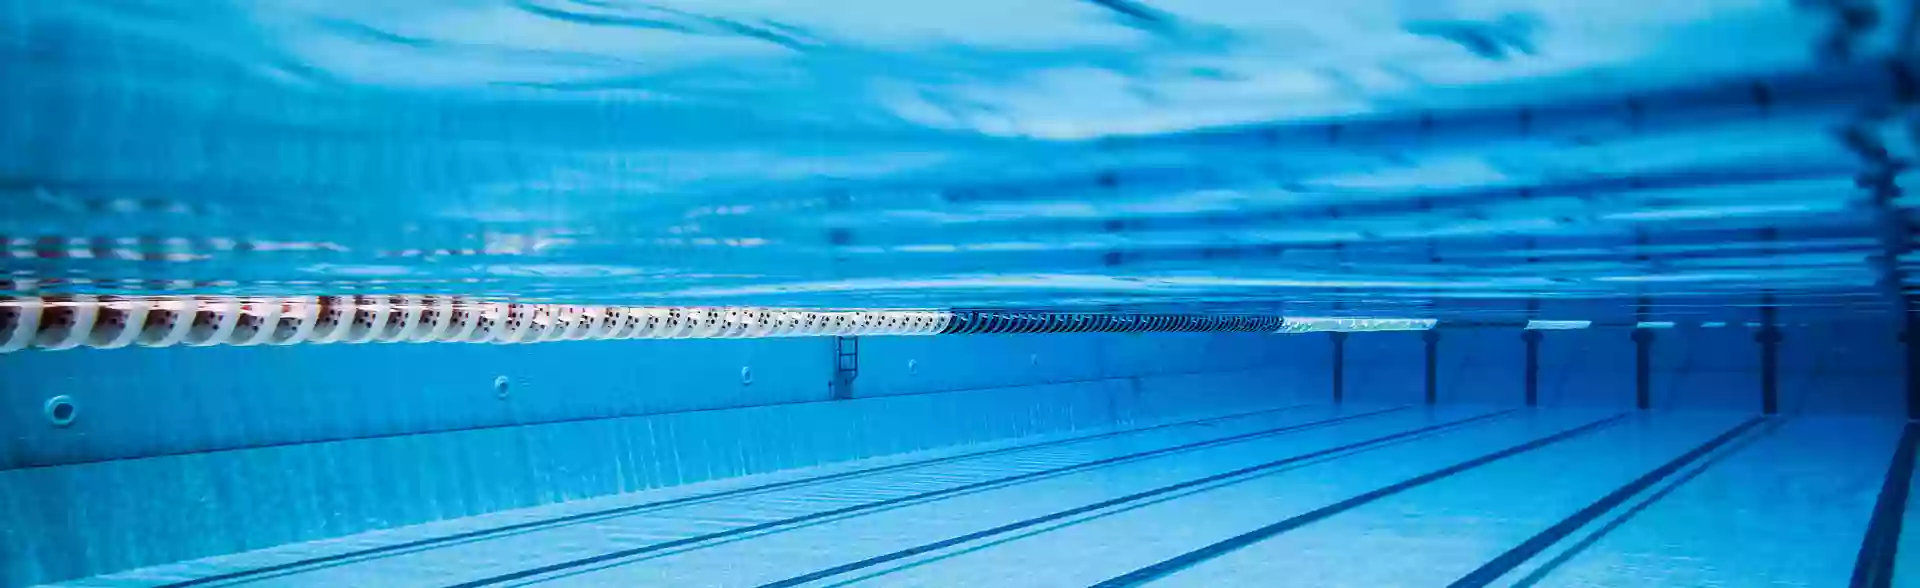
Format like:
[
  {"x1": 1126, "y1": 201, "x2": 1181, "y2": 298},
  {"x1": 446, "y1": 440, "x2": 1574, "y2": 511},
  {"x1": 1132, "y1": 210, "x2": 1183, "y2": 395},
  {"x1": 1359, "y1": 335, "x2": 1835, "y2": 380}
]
[{"x1": 3, "y1": 1, "x2": 1917, "y2": 586}]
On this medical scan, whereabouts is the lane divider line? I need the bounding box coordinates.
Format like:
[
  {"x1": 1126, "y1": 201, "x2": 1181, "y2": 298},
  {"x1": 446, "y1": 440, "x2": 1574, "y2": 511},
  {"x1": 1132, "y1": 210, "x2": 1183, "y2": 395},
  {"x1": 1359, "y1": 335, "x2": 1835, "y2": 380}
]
[
  {"x1": 1448, "y1": 415, "x2": 1772, "y2": 588},
  {"x1": 0, "y1": 296, "x2": 1798, "y2": 353},
  {"x1": 155, "y1": 403, "x2": 1322, "y2": 587},
  {"x1": 1089, "y1": 411, "x2": 1633, "y2": 588},
  {"x1": 756, "y1": 409, "x2": 1527, "y2": 588},
  {"x1": 1500, "y1": 417, "x2": 1787, "y2": 588},
  {"x1": 0, "y1": 296, "x2": 1304, "y2": 353},
  {"x1": 1850, "y1": 422, "x2": 1919, "y2": 588},
  {"x1": 434, "y1": 407, "x2": 1420, "y2": 588}
]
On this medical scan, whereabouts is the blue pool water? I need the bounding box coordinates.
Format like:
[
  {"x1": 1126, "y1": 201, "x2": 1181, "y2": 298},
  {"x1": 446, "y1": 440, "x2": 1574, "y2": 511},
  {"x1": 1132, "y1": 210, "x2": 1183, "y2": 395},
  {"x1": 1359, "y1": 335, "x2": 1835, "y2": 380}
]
[
  {"x1": 1, "y1": 0, "x2": 1915, "y2": 318},
  {"x1": 4, "y1": 1, "x2": 1920, "y2": 587}
]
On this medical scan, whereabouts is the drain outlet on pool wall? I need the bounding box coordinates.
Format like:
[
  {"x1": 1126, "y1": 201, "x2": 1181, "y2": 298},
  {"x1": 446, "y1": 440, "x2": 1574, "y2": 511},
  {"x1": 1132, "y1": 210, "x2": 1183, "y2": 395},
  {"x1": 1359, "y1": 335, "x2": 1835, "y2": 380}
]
[{"x1": 43, "y1": 395, "x2": 78, "y2": 427}]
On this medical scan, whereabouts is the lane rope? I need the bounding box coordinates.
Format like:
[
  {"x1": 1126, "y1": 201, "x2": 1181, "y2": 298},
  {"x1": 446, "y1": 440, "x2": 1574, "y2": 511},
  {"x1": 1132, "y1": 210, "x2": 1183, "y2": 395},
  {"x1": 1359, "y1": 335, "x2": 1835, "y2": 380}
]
[{"x1": 0, "y1": 296, "x2": 1289, "y2": 353}]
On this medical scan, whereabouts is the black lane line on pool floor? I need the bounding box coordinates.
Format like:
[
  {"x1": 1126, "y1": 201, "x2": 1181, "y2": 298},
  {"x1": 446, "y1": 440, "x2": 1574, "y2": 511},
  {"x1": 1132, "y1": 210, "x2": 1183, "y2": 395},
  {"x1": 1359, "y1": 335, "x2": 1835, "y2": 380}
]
[
  {"x1": 524, "y1": 411, "x2": 1498, "y2": 588},
  {"x1": 1500, "y1": 416, "x2": 1786, "y2": 588},
  {"x1": 1086, "y1": 411, "x2": 1634, "y2": 588},
  {"x1": 434, "y1": 406, "x2": 1423, "y2": 588},
  {"x1": 751, "y1": 409, "x2": 1529, "y2": 588},
  {"x1": 804, "y1": 413, "x2": 1511, "y2": 588},
  {"x1": 159, "y1": 403, "x2": 1321, "y2": 587},
  {"x1": 1850, "y1": 422, "x2": 1918, "y2": 588},
  {"x1": 1447, "y1": 414, "x2": 1771, "y2": 588}
]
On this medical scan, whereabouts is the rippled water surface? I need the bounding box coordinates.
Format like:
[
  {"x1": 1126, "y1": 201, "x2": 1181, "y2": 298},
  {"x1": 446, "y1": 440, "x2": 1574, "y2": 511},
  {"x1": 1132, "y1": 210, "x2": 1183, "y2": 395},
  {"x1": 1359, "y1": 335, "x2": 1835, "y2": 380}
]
[{"x1": 1, "y1": 0, "x2": 1912, "y2": 319}]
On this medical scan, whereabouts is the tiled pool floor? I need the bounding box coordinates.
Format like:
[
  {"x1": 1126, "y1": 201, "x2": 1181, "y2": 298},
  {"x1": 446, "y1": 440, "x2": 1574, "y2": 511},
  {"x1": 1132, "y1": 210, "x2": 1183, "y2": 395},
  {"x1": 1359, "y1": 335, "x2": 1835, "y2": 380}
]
[{"x1": 63, "y1": 405, "x2": 1914, "y2": 588}]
